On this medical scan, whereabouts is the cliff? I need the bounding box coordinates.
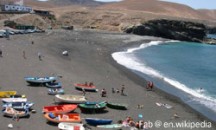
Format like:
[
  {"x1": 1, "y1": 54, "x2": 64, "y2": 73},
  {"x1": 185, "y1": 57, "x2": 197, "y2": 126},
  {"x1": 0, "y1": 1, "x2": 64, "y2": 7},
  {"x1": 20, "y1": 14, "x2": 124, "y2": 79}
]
[{"x1": 123, "y1": 19, "x2": 206, "y2": 42}]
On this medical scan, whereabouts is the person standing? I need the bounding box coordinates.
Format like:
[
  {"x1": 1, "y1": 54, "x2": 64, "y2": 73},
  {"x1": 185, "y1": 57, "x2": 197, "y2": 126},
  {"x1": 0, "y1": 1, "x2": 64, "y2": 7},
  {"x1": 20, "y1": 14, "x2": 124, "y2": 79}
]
[
  {"x1": 23, "y1": 51, "x2": 26, "y2": 59},
  {"x1": 121, "y1": 85, "x2": 125, "y2": 95},
  {"x1": 38, "y1": 52, "x2": 42, "y2": 61},
  {"x1": 0, "y1": 49, "x2": 2, "y2": 57}
]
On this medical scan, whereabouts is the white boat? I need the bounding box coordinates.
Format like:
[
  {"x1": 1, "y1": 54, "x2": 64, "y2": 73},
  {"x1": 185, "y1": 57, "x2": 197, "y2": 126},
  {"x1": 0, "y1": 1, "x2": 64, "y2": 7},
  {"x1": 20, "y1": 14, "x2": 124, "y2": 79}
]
[
  {"x1": 97, "y1": 124, "x2": 123, "y2": 129},
  {"x1": 55, "y1": 94, "x2": 87, "y2": 103},
  {"x1": 3, "y1": 107, "x2": 29, "y2": 118},
  {"x1": 58, "y1": 122, "x2": 85, "y2": 130},
  {"x1": 2, "y1": 98, "x2": 27, "y2": 103}
]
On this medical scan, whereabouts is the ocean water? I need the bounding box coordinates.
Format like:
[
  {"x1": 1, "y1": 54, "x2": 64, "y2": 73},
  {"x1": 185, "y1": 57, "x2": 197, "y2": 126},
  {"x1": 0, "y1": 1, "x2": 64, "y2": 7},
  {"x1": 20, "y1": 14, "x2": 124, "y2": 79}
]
[{"x1": 112, "y1": 40, "x2": 216, "y2": 121}]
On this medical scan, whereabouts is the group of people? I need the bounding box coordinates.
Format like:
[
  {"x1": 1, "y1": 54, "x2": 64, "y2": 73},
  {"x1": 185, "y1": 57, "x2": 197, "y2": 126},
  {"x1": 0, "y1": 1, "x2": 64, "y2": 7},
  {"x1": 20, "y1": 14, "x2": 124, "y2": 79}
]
[
  {"x1": 121, "y1": 116, "x2": 148, "y2": 130},
  {"x1": 112, "y1": 85, "x2": 125, "y2": 95}
]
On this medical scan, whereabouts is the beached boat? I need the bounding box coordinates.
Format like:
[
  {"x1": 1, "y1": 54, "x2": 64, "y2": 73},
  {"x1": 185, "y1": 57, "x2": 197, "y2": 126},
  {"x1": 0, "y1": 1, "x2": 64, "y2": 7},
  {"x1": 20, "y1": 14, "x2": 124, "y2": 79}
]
[
  {"x1": 74, "y1": 83, "x2": 98, "y2": 92},
  {"x1": 78, "y1": 101, "x2": 107, "y2": 112},
  {"x1": 2, "y1": 98, "x2": 27, "y2": 103},
  {"x1": 3, "y1": 102, "x2": 34, "y2": 110},
  {"x1": 44, "y1": 112, "x2": 81, "y2": 123},
  {"x1": 97, "y1": 124, "x2": 123, "y2": 129},
  {"x1": 42, "y1": 104, "x2": 77, "y2": 114},
  {"x1": 48, "y1": 88, "x2": 64, "y2": 95},
  {"x1": 0, "y1": 91, "x2": 17, "y2": 98},
  {"x1": 45, "y1": 82, "x2": 62, "y2": 88},
  {"x1": 55, "y1": 94, "x2": 87, "y2": 103},
  {"x1": 2, "y1": 107, "x2": 30, "y2": 118},
  {"x1": 85, "y1": 118, "x2": 112, "y2": 126},
  {"x1": 107, "y1": 102, "x2": 128, "y2": 110},
  {"x1": 24, "y1": 76, "x2": 57, "y2": 84},
  {"x1": 58, "y1": 122, "x2": 85, "y2": 130}
]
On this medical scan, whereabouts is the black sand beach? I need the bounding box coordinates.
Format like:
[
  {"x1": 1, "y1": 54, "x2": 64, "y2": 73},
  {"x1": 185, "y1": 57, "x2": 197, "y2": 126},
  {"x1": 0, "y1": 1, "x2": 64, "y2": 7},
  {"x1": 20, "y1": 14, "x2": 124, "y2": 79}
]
[{"x1": 0, "y1": 29, "x2": 215, "y2": 130}]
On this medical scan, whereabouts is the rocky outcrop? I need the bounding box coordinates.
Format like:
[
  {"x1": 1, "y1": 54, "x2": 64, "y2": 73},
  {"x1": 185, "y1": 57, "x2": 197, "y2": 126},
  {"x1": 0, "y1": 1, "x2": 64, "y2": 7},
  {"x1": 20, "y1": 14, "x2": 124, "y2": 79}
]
[
  {"x1": 206, "y1": 27, "x2": 216, "y2": 34},
  {"x1": 123, "y1": 19, "x2": 206, "y2": 42}
]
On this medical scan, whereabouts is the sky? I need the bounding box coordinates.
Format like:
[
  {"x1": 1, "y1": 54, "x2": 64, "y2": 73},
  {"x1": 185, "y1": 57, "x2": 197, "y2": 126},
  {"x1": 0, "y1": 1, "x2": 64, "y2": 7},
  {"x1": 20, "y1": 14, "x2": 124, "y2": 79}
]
[{"x1": 94, "y1": 0, "x2": 216, "y2": 9}]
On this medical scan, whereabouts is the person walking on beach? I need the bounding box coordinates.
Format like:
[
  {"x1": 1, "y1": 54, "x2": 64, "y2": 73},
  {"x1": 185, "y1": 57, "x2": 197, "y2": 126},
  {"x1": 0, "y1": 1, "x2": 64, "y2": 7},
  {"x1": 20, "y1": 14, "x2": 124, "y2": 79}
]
[
  {"x1": 38, "y1": 52, "x2": 42, "y2": 61},
  {"x1": 23, "y1": 51, "x2": 26, "y2": 59},
  {"x1": 101, "y1": 88, "x2": 107, "y2": 97},
  {"x1": 121, "y1": 85, "x2": 125, "y2": 95},
  {"x1": 0, "y1": 49, "x2": 2, "y2": 57},
  {"x1": 112, "y1": 88, "x2": 115, "y2": 93},
  {"x1": 82, "y1": 88, "x2": 86, "y2": 96},
  {"x1": 146, "y1": 81, "x2": 154, "y2": 90}
]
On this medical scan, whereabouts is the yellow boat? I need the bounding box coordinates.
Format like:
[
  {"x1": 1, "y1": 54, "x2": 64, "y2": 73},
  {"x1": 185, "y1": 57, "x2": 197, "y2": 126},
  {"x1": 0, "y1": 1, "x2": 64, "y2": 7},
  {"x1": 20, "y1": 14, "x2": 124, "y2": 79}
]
[{"x1": 0, "y1": 91, "x2": 17, "y2": 98}]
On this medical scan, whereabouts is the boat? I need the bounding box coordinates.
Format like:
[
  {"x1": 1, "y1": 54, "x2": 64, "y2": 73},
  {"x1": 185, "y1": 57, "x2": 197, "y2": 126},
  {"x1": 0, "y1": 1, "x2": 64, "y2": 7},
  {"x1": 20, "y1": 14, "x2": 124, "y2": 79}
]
[
  {"x1": 2, "y1": 107, "x2": 30, "y2": 118},
  {"x1": 78, "y1": 101, "x2": 107, "y2": 112},
  {"x1": 58, "y1": 122, "x2": 85, "y2": 130},
  {"x1": 48, "y1": 88, "x2": 64, "y2": 95},
  {"x1": 44, "y1": 112, "x2": 81, "y2": 123},
  {"x1": 3, "y1": 102, "x2": 34, "y2": 110},
  {"x1": 85, "y1": 118, "x2": 112, "y2": 126},
  {"x1": 97, "y1": 124, "x2": 123, "y2": 129},
  {"x1": 24, "y1": 76, "x2": 57, "y2": 84},
  {"x1": 107, "y1": 102, "x2": 128, "y2": 110},
  {"x1": 2, "y1": 98, "x2": 27, "y2": 103},
  {"x1": 42, "y1": 104, "x2": 77, "y2": 114},
  {"x1": 0, "y1": 91, "x2": 17, "y2": 98},
  {"x1": 74, "y1": 83, "x2": 98, "y2": 92},
  {"x1": 55, "y1": 94, "x2": 87, "y2": 103},
  {"x1": 45, "y1": 82, "x2": 62, "y2": 88}
]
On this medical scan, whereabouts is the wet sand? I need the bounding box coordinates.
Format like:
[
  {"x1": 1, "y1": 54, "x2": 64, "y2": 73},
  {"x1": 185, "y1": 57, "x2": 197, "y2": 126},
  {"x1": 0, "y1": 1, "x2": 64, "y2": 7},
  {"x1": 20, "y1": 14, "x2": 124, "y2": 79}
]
[{"x1": 0, "y1": 29, "x2": 215, "y2": 130}]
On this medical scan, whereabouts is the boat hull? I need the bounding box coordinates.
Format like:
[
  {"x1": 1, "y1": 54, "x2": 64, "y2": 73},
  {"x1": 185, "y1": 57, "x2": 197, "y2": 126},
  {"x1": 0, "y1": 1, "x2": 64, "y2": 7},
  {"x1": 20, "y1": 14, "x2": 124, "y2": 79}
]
[
  {"x1": 0, "y1": 91, "x2": 17, "y2": 98},
  {"x1": 58, "y1": 122, "x2": 85, "y2": 130},
  {"x1": 85, "y1": 118, "x2": 112, "y2": 126},
  {"x1": 55, "y1": 94, "x2": 87, "y2": 104},
  {"x1": 44, "y1": 113, "x2": 81, "y2": 123},
  {"x1": 42, "y1": 104, "x2": 77, "y2": 114}
]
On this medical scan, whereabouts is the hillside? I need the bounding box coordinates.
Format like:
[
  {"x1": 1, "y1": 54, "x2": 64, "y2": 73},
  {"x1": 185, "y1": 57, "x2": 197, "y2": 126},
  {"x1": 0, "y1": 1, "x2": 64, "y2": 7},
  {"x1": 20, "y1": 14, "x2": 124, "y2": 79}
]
[{"x1": 1, "y1": 0, "x2": 216, "y2": 31}]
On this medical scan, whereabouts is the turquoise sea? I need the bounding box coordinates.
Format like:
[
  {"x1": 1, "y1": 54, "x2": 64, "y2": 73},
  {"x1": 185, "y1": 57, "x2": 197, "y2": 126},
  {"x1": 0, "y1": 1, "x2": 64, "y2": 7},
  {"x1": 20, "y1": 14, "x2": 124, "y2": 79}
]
[{"x1": 112, "y1": 40, "x2": 216, "y2": 121}]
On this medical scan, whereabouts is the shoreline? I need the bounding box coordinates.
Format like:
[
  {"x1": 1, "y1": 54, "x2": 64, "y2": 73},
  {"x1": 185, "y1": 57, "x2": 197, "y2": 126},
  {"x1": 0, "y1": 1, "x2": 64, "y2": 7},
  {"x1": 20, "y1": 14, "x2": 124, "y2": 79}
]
[
  {"x1": 109, "y1": 40, "x2": 216, "y2": 125},
  {"x1": 0, "y1": 29, "x2": 215, "y2": 130}
]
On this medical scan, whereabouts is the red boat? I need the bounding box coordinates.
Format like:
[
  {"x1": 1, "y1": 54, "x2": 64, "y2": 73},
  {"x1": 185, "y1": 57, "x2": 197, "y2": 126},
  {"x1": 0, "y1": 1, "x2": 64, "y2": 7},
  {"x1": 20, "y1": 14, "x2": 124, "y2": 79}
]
[
  {"x1": 74, "y1": 83, "x2": 98, "y2": 92},
  {"x1": 44, "y1": 112, "x2": 81, "y2": 123},
  {"x1": 42, "y1": 104, "x2": 77, "y2": 114}
]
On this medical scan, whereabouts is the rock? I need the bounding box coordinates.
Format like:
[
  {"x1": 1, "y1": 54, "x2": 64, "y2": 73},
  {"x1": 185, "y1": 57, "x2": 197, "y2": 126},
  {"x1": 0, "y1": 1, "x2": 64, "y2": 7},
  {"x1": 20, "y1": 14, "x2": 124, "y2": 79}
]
[{"x1": 123, "y1": 19, "x2": 206, "y2": 42}]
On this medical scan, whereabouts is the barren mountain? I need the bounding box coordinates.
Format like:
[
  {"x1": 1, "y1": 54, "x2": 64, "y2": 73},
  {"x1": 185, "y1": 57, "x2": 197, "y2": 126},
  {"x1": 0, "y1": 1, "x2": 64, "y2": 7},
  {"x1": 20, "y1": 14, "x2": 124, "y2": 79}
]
[{"x1": 2, "y1": 0, "x2": 216, "y2": 31}]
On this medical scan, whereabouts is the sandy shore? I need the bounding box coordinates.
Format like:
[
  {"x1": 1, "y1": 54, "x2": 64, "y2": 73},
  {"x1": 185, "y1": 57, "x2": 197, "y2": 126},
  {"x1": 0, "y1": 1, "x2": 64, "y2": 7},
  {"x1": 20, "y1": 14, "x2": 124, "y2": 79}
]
[{"x1": 0, "y1": 29, "x2": 215, "y2": 130}]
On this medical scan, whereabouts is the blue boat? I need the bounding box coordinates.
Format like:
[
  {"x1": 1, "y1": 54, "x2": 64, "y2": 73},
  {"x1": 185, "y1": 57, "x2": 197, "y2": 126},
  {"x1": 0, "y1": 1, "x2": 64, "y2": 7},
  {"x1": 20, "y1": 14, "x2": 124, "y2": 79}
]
[
  {"x1": 85, "y1": 118, "x2": 112, "y2": 126},
  {"x1": 24, "y1": 76, "x2": 57, "y2": 84},
  {"x1": 48, "y1": 88, "x2": 64, "y2": 95},
  {"x1": 3, "y1": 102, "x2": 34, "y2": 110},
  {"x1": 45, "y1": 82, "x2": 62, "y2": 88}
]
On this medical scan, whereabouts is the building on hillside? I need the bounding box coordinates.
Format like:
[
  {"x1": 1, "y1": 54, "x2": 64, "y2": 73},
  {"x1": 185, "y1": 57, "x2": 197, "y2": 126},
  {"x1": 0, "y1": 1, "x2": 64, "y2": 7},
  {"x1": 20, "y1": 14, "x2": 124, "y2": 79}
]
[
  {"x1": 33, "y1": 9, "x2": 52, "y2": 16},
  {"x1": 1, "y1": 4, "x2": 32, "y2": 13}
]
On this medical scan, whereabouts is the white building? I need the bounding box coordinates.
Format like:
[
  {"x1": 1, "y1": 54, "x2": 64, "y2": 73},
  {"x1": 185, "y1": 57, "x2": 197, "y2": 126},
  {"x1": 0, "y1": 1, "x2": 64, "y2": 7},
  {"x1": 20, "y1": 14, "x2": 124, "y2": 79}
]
[{"x1": 1, "y1": 4, "x2": 32, "y2": 13}]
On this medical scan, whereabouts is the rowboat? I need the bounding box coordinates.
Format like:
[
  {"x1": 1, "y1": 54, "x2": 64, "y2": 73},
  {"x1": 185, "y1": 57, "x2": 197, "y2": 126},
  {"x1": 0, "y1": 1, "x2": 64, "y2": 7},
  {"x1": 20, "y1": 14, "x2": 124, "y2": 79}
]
[
  {"x1": 42, "y1": 104, "x2": 77, "y2": 114},
  {"x1": 3, "y1": 107, "x2": 30, "y2": 118},
  {"x1": 97, "y1": 124, "x2": 123, "y2": 129},
  {"x1": 45, "y1": 82, "x2": 62, "y2": 88},
  {"x1": 55, "y1": 94, "x2": 87, "y2": 103},
  {"x1": 78, "y1": 101, "x2": 107, "y2": 112},
  {"x1": 24, "y1": 76, "x2": 57, "y2": 84},
  {"x1": 0, "y1": 91, "x2": 17, "y2": 98},
  {"x1": 74, "y1": 83, "x2": 98, "y2": 92},
  {"x1": 58, "y1": 122, "x2": 85, "y2": 130},
  {"x1": 3, "y1": 102, "x2": 34, "y2": 110},
  {"x1": 107, "y1": 102, "x2": 128, "y2": 110},
  {"x1": 48, "y1": 88, "x2": 64, "y2": 95},
  {"x1": 2, "y1": 98, "x2": 27, "y2": 103},
  {"x1": 85, "y1": 118, "x2": 112, "y2": 126},
  {"x1": 44, "y1": 112, "x2": 81, "y2": 123}
]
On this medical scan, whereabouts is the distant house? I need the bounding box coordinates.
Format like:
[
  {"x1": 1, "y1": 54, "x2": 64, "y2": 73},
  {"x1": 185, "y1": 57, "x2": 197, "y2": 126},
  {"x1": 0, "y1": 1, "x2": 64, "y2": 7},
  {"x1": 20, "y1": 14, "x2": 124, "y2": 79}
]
[
  {"x1": 1, "y1": 4, "x2": 32, "y2": 13},
  {"x1": 33, "y1": 9, "x2": 52, "y2": 16}
]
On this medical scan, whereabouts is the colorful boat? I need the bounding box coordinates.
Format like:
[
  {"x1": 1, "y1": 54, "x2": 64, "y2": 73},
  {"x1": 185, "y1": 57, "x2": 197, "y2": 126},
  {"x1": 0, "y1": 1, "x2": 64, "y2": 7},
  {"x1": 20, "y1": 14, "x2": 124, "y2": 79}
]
[
  {"x1": 74, "y1": 83, "x2": 98, "y2": 92},
  {"x1": 24, "y1": 76, "x2": 57, "y2": 84},
  {"x1": 97, "y1": 124, "x2": 123, "y2": 129},
  {"x1": 42, "y1": 104, "x2": 77, "y2": 114},
  {"x1": 78, "y1": 101, "x2": 107, "y2": 112},
  {"x1": 2, "y1": 98, "x2": 27, "y2": 103},
  {"x1": 107, "y1": 102, "x2": 128, "y2": 110},
  {"x1": 0, "y1": 91, "x2": 17, "y2": 98},
  {"x1": 48, "y1": 88, "x2": 64, "y2": 95},
  {"x1": 58, "y1": 122, "x2": 85, "y2": 130},
  {"x1": 3, "y1": 102, "x2": 34, "y2": 110},
  {"x1": 44, "y1": 112, "x2": 81, "y2": 123},
  {"x1": 55, "y1": 94, "x2": 87, "y2": 103},
  {"x1": 85, "y1": 118, "x2": 112, "y2": 126},
  {"x1": 46, "y1": 82, "x2": 62, "y2": 88},
  {"x1": 2, "y1": 107, "x2": 30, "y2": 118}
]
